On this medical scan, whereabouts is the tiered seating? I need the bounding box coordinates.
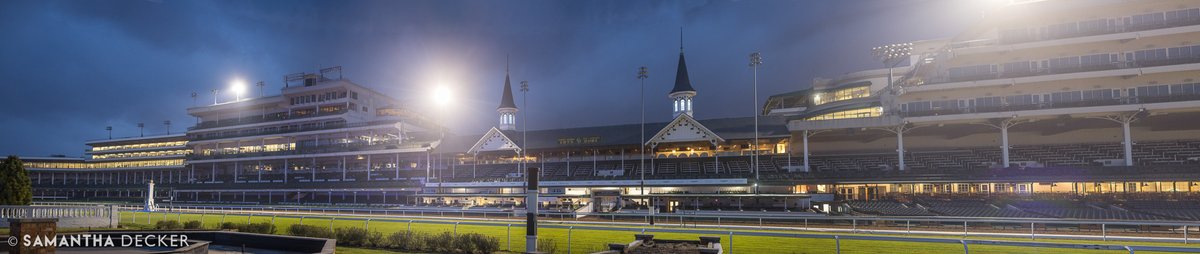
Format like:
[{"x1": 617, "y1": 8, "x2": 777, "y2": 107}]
[
  {"x1": 727, "y1": 161, "x2": 750, "y2": 173},
  {"x1": 920, "y1": 199, "x2": 1041, "y2": 218},
  {"x1": 573, "y1": 164, "x2": 593, "y2": 176},
  {"x1": 702, "y1": 161, "x2": 722, "y2": 173},
  {"x1": 657, "y1": 162, "x2": 677, "y2": 174},
  {"x1": 847, "y1": 201, "x2": 936, "y2": 216},
  {"x1": 680, "y1": 162, "x2": 700, "y2": 174},
  {"x1": 1012, "y1": 200, "x2": 1165, "y2": 220},
  {"x1": 1122, "y1": 200, "x2": 1200, "y2": 220}
]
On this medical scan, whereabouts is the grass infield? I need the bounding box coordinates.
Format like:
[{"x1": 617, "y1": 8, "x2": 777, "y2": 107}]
[{"x1": 117, "y1": 211, "x2": 1193, "y2": 254}]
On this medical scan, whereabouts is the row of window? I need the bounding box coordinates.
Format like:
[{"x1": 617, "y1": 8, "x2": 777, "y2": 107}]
[
  {"x1": 902, "y1": 82, "x2": 1200, "y2": 112},
  {"x1": 812, "y1": 86, "x2": 870, "y2": 106},
  {"x1": 91, "y1": 149, "x2": 192, "y2": 160},
  {"x1": 290, "y1": 90, "x2": 358, "y2": 105},
  {"x1": 946, "y1": 44, "x2": 1200, "y2": 80},
  {"x1": 24, "y1": 159, "x2": 185, "y2": 169},
  {"x1": 805, "y1": 107, "x2": 882, "y2": 121},
  {"x1": 998, "y1": 7, "x2": 1200, "y2": 44},
  {"x1": 672, "y1": 97, "x2": 693, "y2": 113},
  {"x1": 91, "y1": 141, "x2": 187, "y2": 152}
]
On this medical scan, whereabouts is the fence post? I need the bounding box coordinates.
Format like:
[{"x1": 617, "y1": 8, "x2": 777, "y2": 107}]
[
  {"x1": 507, "y1": 223, "x2": 512, "y2": 251},
  {"x1": 568, "y1": 226, "x2": 574, "y2": 254},
  {"x1": 834, "y1": 235, "x2": 840, "y2": 254},
  {"x1": 1030, "y1": 223, "x2": 1035, "y2": 240},
  {"x1": 1102, "y1": 224, "x2": 1107, "y2": 241},
  {"x1": 729, "y1": 231, "x2": 734, "y2": 254},
  {"x1": 805, "y1": 219, "x2": 808, "y2": 230},
  {"x1": 221, "y1": 213, "x2": 226, "y2": 225},
  {"x1": 364, "y1": 219, "x2": 370, "y2": 231},
  {"x1": 852, "y1": 219, "x2": 856, "y2": 232},
  {"x1": 271, "y1": 215, "x2": 276, "y2": 226},
  {"x1": 329, "y1": 217, "x2": 335, "y2": 232},
  {"x1": 1185, "y1": 225, "x2": 1189, "y2": 244},
  {"x1": 248, "y1": 214, "x2": 252, "y2": 224},
  {"x1": 907, "y1": 220, "x2": 911, "y2": 234},
  {"x1": 454, "y1": 222, "x2": 459, "y2": 235},
  {"x1": 963, "y1": 221, "x2": 968, "y2": 237},
  {"x1": 408, "y1": 220, "x2": 413, "y2": 232},
  {"x1": 299, "y1": 216, "x2": 305, "y2": 226},
  {"x1": 961, "y1": 239, "x2": 969, "y2": 254}
]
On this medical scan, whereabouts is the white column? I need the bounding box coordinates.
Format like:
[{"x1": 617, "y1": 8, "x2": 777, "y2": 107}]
[
  {"x1": 803, "y1": 130, "x2": 810, "y2": 172},
  {"x1": 366, "y1": 154, "x2": 372, "y2": 181},
  {"x1": 1000, "y1": 125, "x2": 1010, "y2": 168},
  {"x1": 284, "y1": 158, "x2": 289, "y2": 183},
  {"x1": 1122, "y1": 120, "x2": 1133, "y2": 166},
  {"x1": 896, "y1": 128, "x2": 906, "y2": 171},
  {"x1": 341, "y1": 156, "x2": 347, "y2": 180}
]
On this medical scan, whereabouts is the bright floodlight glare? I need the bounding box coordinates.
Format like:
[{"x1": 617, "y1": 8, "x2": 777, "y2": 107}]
[
  {"x1": 231, "y1": 80, "x2": 247, "y2": 97},
  {"x1": 433, "y1": 86, "x2": 452, "y2": 107}
]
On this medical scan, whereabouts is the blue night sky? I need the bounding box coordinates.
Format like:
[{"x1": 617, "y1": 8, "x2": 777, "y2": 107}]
[{"x1": 0, "y1": 0, "x2": 987, "y2": 157}]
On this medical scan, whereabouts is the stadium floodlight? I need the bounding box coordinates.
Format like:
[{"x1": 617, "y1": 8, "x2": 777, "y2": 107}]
[
  {"x1": 231, "y1": 79, "x2": 247, "y2": 101},
  {"x1": 432, "y1": 85, "x2": 452, "y2": 107},
  {"x1": 748, "y1": 51, "x2": 763, "y2": 194},
  {"x1": 872, "y1": 43, "x2": 913, "y2": 94}
]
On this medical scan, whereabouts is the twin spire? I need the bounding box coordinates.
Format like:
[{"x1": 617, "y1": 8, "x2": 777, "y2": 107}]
[{"x1": 496, "y1": 27, "x2": 697, "y2": 124}]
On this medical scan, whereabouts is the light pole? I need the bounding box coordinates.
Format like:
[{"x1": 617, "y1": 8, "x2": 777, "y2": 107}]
[
  {"x1": 138, "y1": 123, "x2": 145, "y2": 137},
  {"x1": 748, "y1": 52, "x2": 763, "y2": 194},
  {"x1": 232, "y1": 80, "x2": 247, "y2": 101},
  {"x1": 637, "y1": 66, "x2": 650, "y2": 221},
  {"x1": 872, "y1": 43, "x2": 913, "y2": 170},
  {"x1": 106, "y1": 126, "x2": 112, "y2": 139},
  {"x1": 211, "y1": 89, "x2": 219, "y2": 105},
  {"x1": 190, "y1": 92, "x2": 198, "y2": 106},
  {"x1": 256, "y1": 81, "x2": 265, "y2": 98},
  {"x1": 870, "y1": 43, "x2": 913, "y2": 95},
  {"x1": 520, "y1": 80, "x2": 529, "y2": 177},
  {"x1": 164, "y1": 120, "x2": 172, "y2": 135}
]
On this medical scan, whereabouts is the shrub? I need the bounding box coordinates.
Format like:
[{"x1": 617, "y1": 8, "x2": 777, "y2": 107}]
[
  {"x1": 334, "y1": 227, "x2": 371, "y2": 247},
  {"x1": 538, "y1": 238, "x2": 558, "y2": 254},
  {"x1": 455, "y1": 233, "x2": 499, "y2": 254},
  {"x1": 155, "y1": 220, "x2": 182, "y2": 230},
  {"x1": 240, "y1": 222, "x2": 277, "y2": 234},
  {"x1": 385, "y1": 231, "x2": 427, "y2": 251},
  {"x1": 183, "y1": 220, "x2": 204, "y2": 229},
  {"x1": 219, "y1": 222, "x2": 238, "y2": 230},
  {"x1": 288, "y1": 224, "x2": 334, "y2": 239},
  {"x1": 425, "y1": 232, "x2": 455, "y2": 253}
]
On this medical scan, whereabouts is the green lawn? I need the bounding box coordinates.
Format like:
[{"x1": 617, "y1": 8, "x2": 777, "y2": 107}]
[{"x1": 117, "y1": 211, "x2": 1193, "y2": 254}]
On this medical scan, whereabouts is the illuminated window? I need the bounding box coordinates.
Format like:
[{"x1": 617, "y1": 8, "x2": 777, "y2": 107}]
[
  {"x1": 805, "y1": 107, "x2": 883, "y2": 121},
  {"x1": 812, "y1": 86, "x2": 871, "y2": 106}
]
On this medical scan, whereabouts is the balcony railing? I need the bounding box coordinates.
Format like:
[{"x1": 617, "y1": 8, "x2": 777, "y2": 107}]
[
  {"x1": 996, "y1": 17, "x2": 1200, "y2": 46},
  {"x1": 929, "y1": 57, "x2": 1200, "y2": 85},
  {"x1": 188, "y1": 141, "x2": 431, "y2": 161},
  {"x1": 189, "y1": 108, "x2": 349, "y2": 131},
  {"x1": 901, "y1": 95, "x2": 1200, "y2": 118},
  {"x1": 191, "y1": 120, "x2": 400, "y2": 141}
]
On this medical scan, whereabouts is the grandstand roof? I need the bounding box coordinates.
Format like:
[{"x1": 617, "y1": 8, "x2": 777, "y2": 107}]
[{"x1": 436, "y1": 116, "x2": 789, "y2": 153}]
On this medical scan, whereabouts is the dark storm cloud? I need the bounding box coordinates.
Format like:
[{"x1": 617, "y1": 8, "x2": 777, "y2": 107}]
[{"x1": 0, "y1": 0, "x2": 985, "y2": 157}]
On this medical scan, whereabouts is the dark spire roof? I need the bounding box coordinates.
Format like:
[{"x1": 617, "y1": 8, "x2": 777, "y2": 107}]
[
  {"x1": 670, "y1": 51, "x2": 695, "y2": 94},
  {"x1": 670, "y1": 28, "x2": 695, "y2": 94},
  {"x1": 498, "y1": 70, "x2": 517, "y2": 109}
]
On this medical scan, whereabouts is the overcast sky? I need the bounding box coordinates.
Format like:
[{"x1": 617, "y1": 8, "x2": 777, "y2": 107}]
[{"x1": 0, "y1": 0, "x2": 988, "y2": 157}]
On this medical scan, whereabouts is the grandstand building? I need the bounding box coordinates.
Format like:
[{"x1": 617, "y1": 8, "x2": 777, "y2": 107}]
[
  {"x1": 24, "y1": 134, "x2": 188, "y2": 202},
  {"x1": 763, "y1": 0, "x2": 1200, "y2": 201},
  {"x1": 20, "y1": 0, "x2": 1200, "y2": 220}
]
